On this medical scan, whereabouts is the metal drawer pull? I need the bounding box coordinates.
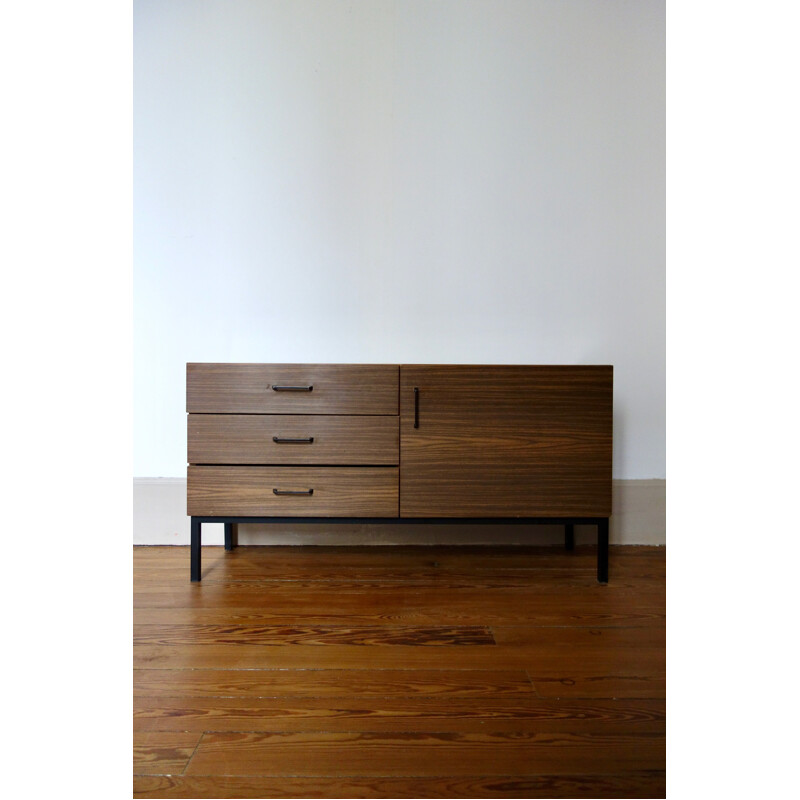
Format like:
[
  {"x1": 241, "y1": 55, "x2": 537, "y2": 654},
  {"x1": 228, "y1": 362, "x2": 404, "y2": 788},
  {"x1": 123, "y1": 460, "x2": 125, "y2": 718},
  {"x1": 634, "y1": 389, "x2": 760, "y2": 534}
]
[
  {"x1": 273, "y1": 488, "x2": 314, "y2": 496},
  {"x1": 272, "y1": 385, "x2": 313, "y2": 392},
  {"x1": 273, "y1": 436, "x2": 314, "y2": 444},
  {"x1": 414, "y1": 387, "x2": 419, "y2": 428}
]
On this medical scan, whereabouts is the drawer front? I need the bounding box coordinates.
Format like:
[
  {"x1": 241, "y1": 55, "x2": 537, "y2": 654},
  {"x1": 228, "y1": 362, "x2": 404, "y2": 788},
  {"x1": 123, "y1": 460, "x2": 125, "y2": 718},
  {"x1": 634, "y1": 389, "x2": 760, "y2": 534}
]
[
  {"x1": 187, "y1": 364, "x2": 399, "y2": 414},
  {"x1": 188, "y1": 415, "x2": 399, "y2": 465},
  {"x1": 187, "y1": 466, "x2": 399, "y2": 516}
]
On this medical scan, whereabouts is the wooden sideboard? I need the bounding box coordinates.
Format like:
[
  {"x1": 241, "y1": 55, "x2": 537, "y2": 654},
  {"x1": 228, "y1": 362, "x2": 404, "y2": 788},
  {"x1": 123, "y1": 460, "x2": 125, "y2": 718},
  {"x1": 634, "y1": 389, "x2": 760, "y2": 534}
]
[{"x1": 187, "y1": 363, "x2": 613, "y2": 582}]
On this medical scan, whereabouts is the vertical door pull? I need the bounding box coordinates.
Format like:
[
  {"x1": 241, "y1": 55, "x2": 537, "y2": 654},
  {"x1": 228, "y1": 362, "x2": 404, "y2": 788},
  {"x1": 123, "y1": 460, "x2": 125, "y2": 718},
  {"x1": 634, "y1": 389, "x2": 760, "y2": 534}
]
[{"x1": 414, "y1": 387, "x2": 419, "y2": 428}]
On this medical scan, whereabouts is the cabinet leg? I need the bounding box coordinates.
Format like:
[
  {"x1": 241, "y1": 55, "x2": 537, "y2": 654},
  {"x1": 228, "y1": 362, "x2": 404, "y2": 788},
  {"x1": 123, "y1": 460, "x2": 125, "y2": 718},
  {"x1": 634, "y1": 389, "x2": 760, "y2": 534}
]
[
  {"x1": 565, "y1": 523, "x2": 574, "y2": 551},
  {"x1": 191, "y1": 517, "x2": 201, "y2": 582},
  {"x1": 597, "y1": 518, "x2": 609, "y2": 584},
  {"x1": 224, "y1": 522, "x2": 238, "y2": 551}
]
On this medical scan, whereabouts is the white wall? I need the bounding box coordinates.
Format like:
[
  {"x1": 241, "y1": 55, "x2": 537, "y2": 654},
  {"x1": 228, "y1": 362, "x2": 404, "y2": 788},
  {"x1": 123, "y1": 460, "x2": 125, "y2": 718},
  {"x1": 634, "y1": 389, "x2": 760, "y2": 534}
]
[{"x1": 134, "y1": 0, "x2": 665, "y2": 480}]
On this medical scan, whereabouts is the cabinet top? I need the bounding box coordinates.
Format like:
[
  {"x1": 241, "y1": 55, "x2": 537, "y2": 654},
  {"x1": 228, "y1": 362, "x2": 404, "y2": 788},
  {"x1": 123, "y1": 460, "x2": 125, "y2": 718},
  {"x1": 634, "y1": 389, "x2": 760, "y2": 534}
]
[{"x1": 186, "y1": 363, "x2": 614, "y2": 368}]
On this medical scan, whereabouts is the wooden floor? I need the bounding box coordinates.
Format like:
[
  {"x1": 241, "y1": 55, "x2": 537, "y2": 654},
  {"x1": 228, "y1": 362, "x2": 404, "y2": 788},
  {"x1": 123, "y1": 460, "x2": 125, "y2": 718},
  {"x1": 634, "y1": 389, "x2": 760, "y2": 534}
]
[{"x1": 134, "y1": 544, "x2": 665, "y2": 798}]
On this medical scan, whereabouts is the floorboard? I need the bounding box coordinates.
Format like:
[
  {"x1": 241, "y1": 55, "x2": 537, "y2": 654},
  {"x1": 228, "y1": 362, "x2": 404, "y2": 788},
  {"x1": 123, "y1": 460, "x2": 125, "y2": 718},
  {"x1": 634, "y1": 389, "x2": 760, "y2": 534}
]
[
  {"x1": 184, "y1": 730, "x2": 665, "y2": 776},
  {"x1": 133, "y1": 544, "x2": 665, "y2": 798},
  {"x1": 133, "y1": 772, "x2": 667, "y2": 799},
  {"x1": 133, "y1": 668, "x2": 534, "y2": 698}
]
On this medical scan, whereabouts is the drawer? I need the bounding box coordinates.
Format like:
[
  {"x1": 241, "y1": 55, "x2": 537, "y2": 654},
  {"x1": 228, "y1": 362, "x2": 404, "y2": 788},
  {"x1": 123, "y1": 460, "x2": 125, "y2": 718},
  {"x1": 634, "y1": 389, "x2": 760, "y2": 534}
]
[
  {"x1": 187, "y1": 466, "x2": 399, "y2": 517},
  {"x1": 187, "y1": 364, "x2": 399, "y2": 414},
  {"x1": 188, "y1": 415, "x2": 399, "y2": 465}
]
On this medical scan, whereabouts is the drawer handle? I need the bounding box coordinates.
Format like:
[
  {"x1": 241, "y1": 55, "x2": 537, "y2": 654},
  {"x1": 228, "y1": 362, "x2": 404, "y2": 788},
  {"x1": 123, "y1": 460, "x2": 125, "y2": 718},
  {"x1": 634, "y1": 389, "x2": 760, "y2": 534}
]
[
  {"x1": 273, "y1": 436, "x2": 315, "y2": 444},
  {"x1": 272, "y1": 385, "x2": 313, "y2": 392},
  {"x1": 273, "y1": 488, "x2": 314, "y2": 496}
]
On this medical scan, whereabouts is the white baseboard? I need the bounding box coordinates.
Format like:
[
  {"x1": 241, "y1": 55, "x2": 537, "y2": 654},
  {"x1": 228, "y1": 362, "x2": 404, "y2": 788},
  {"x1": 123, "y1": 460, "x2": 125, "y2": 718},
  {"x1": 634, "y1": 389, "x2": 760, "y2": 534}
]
[{"x1": 133, "y1": 478, "x2": 665, "y2": 546}]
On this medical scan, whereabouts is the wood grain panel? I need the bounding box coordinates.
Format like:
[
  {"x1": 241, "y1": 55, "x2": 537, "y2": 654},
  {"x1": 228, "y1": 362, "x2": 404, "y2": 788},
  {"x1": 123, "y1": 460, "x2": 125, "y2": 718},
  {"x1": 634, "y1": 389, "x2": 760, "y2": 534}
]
[
  {"x1": 491, "y1": 625, "x2": 665, "y2": 648},
  {"x1": 185, "y1": 730, "x2": 665, "y2": 776},
  {"x1": 133, "y1": 668, "x2": 535, "y2": 698},
  {"x1": 133, "y1": 732, "x2": 202, "y2": 775},
  {"x1": 134, "y1": 623, "x2": 495, "y2": 646},
  {"x1": 132, "y1": 633, "x2": 665, "y2": 671},
  {"x1": 133, "y1": 599, "x2": 664, "y2": 627},
  {"x1": 134, "y1": 544, "x2": 661, "y2": 576},
  {"x1": 187, "y1": 363, "x2": 399, "y2": 414},
  {"x1": 134, "y1": 772, "x2": 667, "y2": 798},
  {"x1": 133, "y1": 696, "x2": 664, "y2": 734},
  {"x1": 400, "y1": 365, "x2": 612, "y2": 517},
  {"x1": 188, "y1": 415, "x2": 398, "y2": 465},
  {"x1": 133, "y1": 545, "x2": 666, "y2": 793},
  {"x1": 134, "y1": 580, "x2": 656, "y2": 610},
  {"x1": 134, "y1": 570, "x2": 648, "y2": 612},
  {"x1": 187, "y1": 466, "x2": 398, "y2": 516},
  {"x1": 530, "y1": 674, "x2": 667, "y2": 699}
]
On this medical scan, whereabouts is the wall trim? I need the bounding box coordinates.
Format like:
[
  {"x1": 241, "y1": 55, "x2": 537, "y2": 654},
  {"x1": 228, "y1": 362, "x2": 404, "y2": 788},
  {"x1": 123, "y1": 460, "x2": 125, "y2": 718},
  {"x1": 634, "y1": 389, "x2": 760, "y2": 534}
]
[{"x1": 134, "y1": 478, "x2": 665, "y2": 546}]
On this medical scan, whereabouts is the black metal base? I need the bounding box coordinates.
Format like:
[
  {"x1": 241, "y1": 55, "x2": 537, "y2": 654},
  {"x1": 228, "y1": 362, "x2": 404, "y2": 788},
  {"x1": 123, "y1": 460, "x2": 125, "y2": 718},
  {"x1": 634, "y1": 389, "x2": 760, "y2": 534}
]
[
  {"x1": 189, "y1": 516, "x2": 610, "y2": 584},
  {"x1": 224, "y1": 522, "x2": 238, "y2": 551},
  {"x1": 565, "y1": 523, "x2": 575, "y2": 551}
]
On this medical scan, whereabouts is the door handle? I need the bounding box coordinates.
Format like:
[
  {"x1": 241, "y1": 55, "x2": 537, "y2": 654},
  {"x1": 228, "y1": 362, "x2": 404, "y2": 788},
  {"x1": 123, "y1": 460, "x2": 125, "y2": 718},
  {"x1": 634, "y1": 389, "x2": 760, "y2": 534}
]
[{"x1": 414, "y1": 387, "x2": 419, "y2": 428}]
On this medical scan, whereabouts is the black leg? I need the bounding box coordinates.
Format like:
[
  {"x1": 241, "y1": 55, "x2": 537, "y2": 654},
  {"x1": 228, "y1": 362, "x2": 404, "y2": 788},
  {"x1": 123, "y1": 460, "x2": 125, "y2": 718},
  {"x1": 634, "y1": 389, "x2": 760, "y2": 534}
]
[
  {"x1": 191, "y1": 517, "x2": 201, "y2": 582},
  {"x1": 224, "y1": 522, "x2": 238, "y2": 551},
  {"x1": 597, "y1": 518, "x2": 609, "y2": 584},
  {"x1": 565, "y1": 523, "x2": 575, "y2": 551}
]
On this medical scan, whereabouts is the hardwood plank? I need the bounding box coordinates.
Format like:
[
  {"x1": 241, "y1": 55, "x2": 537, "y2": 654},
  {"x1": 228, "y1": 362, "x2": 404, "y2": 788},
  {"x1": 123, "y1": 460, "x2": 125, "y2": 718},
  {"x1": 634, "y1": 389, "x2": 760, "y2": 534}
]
[
  {"x1": 134, "y1": 580, "x2": 663, "y2": 616},
  {"x1": 134, "y1": 546, "x2": 665, "y2": 593},
  {"x1": 133, "y1": 544, "x2": 666, "y2": 793},
  {"x1": 133, "y1": 696, "x2": 665, "y2": 734},
  {"x1": 134, "y1": 623, "x2": 496, "y2": 646},
  {"x1": 133, "y1": 732, "x2": 201, "y2": 775},
  {"x1": 134, "y1": 543, "x2": 664, "y2": 560},
  {"x1": 133, "y1": 549, "x2": 664, "y2": 584},
  {"x1": 133, "y1": 570, "x2": 665, "y2": 590},
  {"x1": 492, "y1": 625, "x2": 665, "y2": 647},
  {"x1": 189, "y1": 414, "x2": 399, "y2": 465},
  {"x1": 134, "y1": 581, "x2": 661, "y2": 611},
  {"x1": 133, "y1": 572, "x2": 665, "y2": 590},
  {"x1": 133, "y1": 637, "x2": 665, "y2": 671},
  {"x1": 134, "y1": 771, "x2": 667, "y2": 798},
  {"x1": 132, "y1": 603, "x2": 664, "y2": 627},
  {"x1": 133, "y1": 668, "x2": 535, "y2": 698},
  {"x1": 530, "y1": 674, "x2": 667, "y2": 699},
  {"x1": 184, "y1": 730, "x2": 665, "y2": 776},
  {"x1": 137, "y1": 604, "x2": 665, "y2": 633},
  {"x1": 134, "y1": 544, "x2": 664, "y2": 572},
  {"x1": 133, "y1": 562, "x2": 630, "y2": 581}
]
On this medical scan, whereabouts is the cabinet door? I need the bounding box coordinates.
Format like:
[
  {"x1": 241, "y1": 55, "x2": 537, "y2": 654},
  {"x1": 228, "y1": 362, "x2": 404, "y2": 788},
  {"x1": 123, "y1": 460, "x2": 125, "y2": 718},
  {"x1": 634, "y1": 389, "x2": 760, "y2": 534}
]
[{"x1": 399, "y1": 366, "x2": 612, "y2": 518}]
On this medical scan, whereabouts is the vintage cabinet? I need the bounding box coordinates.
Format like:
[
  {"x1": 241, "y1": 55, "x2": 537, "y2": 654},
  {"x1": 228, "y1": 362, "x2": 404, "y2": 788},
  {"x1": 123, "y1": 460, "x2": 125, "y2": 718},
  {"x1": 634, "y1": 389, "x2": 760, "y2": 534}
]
[{"x1": 187, "y1": 363, "x2": 613, "y2": 582}]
